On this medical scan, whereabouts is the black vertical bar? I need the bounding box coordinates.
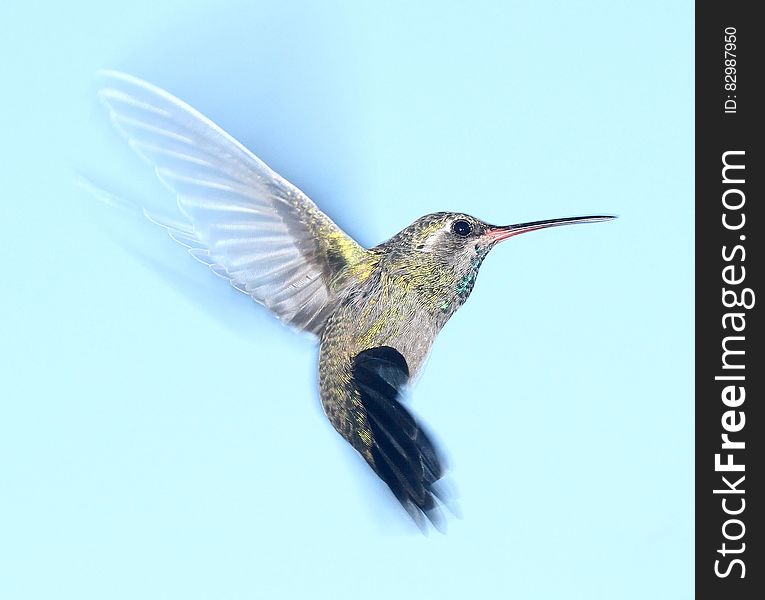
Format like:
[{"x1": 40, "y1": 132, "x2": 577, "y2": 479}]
[{"x1": 696, "y1": 2, "x2": 762, "y2": 598}]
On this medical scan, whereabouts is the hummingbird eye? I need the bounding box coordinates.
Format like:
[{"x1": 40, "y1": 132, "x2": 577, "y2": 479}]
[{"x1": 451, "y1": 219, "x2": 473, "y2": 237}]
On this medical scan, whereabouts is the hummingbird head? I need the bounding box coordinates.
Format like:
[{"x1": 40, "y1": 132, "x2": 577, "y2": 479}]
[{"x1": 379, "y1": 211, "x2": 615, "y2": 314}]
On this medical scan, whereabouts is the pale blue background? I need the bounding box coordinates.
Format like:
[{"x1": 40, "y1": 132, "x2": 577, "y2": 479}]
[{"x1": 0, "y1": 1, "x2": 693, "y2": 598}]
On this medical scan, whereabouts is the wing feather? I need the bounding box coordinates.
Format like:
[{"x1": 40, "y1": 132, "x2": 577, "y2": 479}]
[
  {"x1": 351, "y1": 346, "x2": 447, "y2": 526},
  {"x1": 98, "y1": 70, "x2": 366, "y2": 335}
]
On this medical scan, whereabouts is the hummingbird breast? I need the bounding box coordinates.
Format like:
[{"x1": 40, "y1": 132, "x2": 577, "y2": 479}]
[
  {"x1": 318, "y1": 261, "x2": 453, "y2": 446},
  {"x1": 334, "y1": 266, "x2": 451, "y2": 373}
]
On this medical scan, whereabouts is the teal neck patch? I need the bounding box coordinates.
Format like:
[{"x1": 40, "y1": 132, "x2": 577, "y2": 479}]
[{"x1": 454, "y1": 244, "x2": 491, "y2": 300}]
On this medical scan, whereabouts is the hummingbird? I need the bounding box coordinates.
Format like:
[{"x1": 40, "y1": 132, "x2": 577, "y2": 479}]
[{"x1": 97, "y1": 71, "x2": 614, "y2": 528}]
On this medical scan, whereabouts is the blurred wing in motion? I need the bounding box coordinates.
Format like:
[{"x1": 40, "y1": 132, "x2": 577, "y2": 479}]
[
  {"x1": 351, "y1": 346, "x2": 447, "y2": 528},
  {"x1": 98, "y1": 70, "x2": 366, "y2": 336}
]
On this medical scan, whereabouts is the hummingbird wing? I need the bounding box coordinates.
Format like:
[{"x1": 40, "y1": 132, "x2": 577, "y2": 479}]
[
  {"x1": 97, "y1": 71, "x2": 366, "y2": 336},
  {"x1": 350, "y1": 346, "x2": 446, "y2": 526}
]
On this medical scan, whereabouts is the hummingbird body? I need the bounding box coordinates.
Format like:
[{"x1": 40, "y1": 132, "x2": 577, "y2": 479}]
[
  {"x1": 318, "y1": 223, "x2": 469, "y2": 520},
  {"x1": 98, "y1": 71, "x2": 614, "y2": 527},
  {"x1": 322, "y1": 212, "x2": 488, "y2": 381}
]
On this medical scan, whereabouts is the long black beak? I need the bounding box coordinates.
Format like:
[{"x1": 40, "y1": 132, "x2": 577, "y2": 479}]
[{"x1": 486, "y1": 215, "x2": 616, "y2": 242}]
